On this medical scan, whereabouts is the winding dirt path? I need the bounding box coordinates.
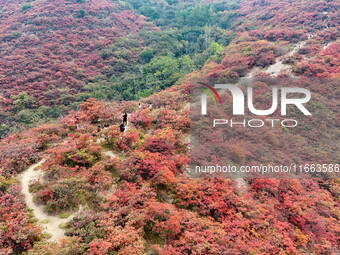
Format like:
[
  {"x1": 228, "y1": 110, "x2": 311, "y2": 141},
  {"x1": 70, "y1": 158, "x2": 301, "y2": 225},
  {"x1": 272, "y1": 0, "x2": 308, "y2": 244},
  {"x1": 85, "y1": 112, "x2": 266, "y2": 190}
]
[
  {"x1": 17, "y1": 159, "x2": 79, "y2": 242},
  {"x1": 247, "y1": 41, "x2": 307, "y2": 78}
]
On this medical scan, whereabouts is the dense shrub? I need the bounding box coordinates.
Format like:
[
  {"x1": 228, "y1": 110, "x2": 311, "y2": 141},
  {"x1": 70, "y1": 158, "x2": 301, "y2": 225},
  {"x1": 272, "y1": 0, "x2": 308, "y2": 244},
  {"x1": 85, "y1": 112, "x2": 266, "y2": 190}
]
[{"x1": 21, "y1": 3, "x2": 32, "y2": 11}]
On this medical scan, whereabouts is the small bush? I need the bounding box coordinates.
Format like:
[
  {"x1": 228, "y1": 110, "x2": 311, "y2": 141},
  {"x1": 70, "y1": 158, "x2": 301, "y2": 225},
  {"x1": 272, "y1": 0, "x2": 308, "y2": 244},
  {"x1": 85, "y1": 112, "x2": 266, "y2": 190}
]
[
  {"x1": 59, "y1": 212, "x2": 70, "y2": 219},
  {"x1": 59, "y1": 222, "x2": 68, "y2": 229},
  {"x1": 40, "y1": 219, "x2": 50, "y2": 224},
  {"x1": 99, "y1": 49, "x2": 112, "y2": 60},
  {"x1": 78, "y1": 9, "x2": 86, "y2": 17},
  {"x1": 43, "y1": 233, "x2": 52, "y2": 239},
  {"x1": 141, "y1": 48, "x2": 154, "y2": 62},
  {"x1": 21, "y1": 3, "x2": 32, "y2": 12}
]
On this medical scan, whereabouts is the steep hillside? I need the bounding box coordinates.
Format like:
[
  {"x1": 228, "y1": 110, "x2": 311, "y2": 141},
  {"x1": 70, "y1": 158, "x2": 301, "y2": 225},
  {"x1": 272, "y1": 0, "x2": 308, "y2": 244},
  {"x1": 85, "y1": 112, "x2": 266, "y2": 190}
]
[
  {"x1": 1, "y1": 81, "x2": 339, "y2": 254},
  {"x1": 0, "y1": 0, "x2": 155, "y2": 137},
  {"x1": 0, "y1": 0, "x2": 146, "y2": 102},
  {"x1": 0, "y1": 0, "x2": 339, "y2": 254},
  {"x1": 0, "y1": 0, "x2": 243, "y2": 138}
]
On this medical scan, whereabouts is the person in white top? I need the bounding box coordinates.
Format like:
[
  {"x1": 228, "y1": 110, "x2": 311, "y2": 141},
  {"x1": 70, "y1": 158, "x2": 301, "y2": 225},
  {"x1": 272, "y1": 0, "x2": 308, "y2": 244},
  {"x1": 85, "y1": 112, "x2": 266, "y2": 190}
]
[{"x1": 138, "y1": 103, "x2": 142, "y2": 110}]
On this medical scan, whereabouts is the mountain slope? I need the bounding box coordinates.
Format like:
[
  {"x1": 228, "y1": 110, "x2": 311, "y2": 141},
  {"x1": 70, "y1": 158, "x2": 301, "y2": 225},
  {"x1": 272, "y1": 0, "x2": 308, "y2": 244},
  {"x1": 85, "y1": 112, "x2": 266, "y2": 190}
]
[
  {"x1": 0, "y1": 0, "x2": 339, "y2": 254},
  {"x1": 0, "y1": 0, "x2": 147, "y2": 104}
]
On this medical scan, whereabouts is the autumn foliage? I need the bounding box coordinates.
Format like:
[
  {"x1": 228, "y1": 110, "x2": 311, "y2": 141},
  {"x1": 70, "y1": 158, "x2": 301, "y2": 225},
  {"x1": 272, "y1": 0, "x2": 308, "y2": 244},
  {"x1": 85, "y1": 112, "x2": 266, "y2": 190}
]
[{"x1": 0, "y1": 0, "x2": 339, "y2": 254}]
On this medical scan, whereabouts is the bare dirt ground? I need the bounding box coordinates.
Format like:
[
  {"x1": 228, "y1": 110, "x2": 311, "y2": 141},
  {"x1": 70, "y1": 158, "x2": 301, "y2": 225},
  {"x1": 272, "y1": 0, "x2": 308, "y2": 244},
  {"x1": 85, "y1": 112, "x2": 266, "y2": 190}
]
[{"x1": 17, "y1": 159, "x2": 80, "y2": 242}]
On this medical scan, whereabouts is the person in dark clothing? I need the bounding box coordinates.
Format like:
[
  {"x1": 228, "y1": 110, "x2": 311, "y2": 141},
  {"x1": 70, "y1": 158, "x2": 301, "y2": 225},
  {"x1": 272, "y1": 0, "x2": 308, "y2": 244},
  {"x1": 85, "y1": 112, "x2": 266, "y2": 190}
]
[
  {"x1": 75, "y1": 116, "x2": 80, "y2": 129},
  {"x1": 120, "y1": 123, "x2": 125, "y2": 133},
  {"x1": 104, "y1": 123, "x2": 109, "y2": 129},
  {"x1": 123, "y1": 113, "x2": 128, "y2": 125}
]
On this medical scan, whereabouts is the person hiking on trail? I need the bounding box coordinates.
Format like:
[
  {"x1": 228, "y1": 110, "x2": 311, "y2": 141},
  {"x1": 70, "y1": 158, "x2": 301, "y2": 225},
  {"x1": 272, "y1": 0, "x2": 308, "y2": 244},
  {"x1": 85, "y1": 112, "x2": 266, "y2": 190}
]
[
  {"x1": 120, "y1": 123, "x2": 125, "y2": 133},
  {"x1": 74, "y1": 116, "x2": 80, "y2": 129},
  {"x1": 123, "y1": 113, "x2": 128, "y2": 125},
  {"x1": 104, "y1": 123, "x2": 109, "y2": 129},
  {"x1": 149, "y1": 103, "x2": 152, "y2": 109},
  {"x1": 138, "y1": 103, "x2": 142, "y2": 110},
  {"x1": 97, "y1": 125, "x2": 101, "y2": 133}
]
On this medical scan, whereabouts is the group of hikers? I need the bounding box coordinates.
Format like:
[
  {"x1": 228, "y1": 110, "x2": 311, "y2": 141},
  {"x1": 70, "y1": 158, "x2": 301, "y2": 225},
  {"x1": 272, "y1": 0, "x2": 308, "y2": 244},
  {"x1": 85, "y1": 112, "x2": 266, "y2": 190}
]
[
  {"x1": 139, "y1": 102, "x2": 152, "y2": 110},
  {"x1": 74, "y1": 102, "x2": 153, "y2": 135},
  {"x1": 96, "y1": 122, "x2": 110, "y2": 133},
  {"x1": 96, "y1": 112, "x2": 127, "y2": 134},
  {"x1": 92, "y1": 112, "x2": 127, "y2": 136}
]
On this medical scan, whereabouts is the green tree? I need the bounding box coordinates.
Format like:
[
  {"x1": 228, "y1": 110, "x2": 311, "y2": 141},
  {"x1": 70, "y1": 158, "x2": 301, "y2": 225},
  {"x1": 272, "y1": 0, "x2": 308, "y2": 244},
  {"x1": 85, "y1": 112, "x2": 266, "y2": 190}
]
[
  {"x1": 77, "y1": 81, "x2": 117, "y2": 101},
  {"x1": 175, "y1": 5, "x2": 215, "y2": 27},
  {"x1": 144, "y1": 55, "x2": 182, "y2": 89},
  {"x1": 99, "y1": 49, "x2": 112, "y2": 60},
  {"x1": 78, "y1": 9, "x2": 86, "y2": 17},
  {"x1": 58, "y1": 87, "x2": 74, "y2": 106},
  {"x1": 11, "y1": 92, "x2": 35, "y2": 112},
  {"x1": 140, "y1": 48, "x2": 154, "y2": 62},
  {"x1": 21, "y1": 3, "x2": 32, "y2": 12},
  {"x1": 179, "y1": 55, "x2": 195, "y2": 74},
  {"x1": 13, "y1": 109, "x2": 39, "y2": 125},
  {"x1": 140, "y1": 5, "x2": 160, "y2": 19},
  {"x1": 0, "y1": 124, "x2": 10, "y2": 139},
  {"x1": 113, "y1": 72, "x2": 144, "y2": 100}
]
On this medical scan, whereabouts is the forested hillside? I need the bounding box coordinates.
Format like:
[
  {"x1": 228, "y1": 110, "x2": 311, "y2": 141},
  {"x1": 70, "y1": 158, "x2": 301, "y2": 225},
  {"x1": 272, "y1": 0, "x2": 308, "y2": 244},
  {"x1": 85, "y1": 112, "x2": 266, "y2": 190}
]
[
  {"x1": 0, "y1": 0, "x2": 239, "y2": 138},
  {"x1": 0, "y1": 0, "x2": 339, "y2": 254}
]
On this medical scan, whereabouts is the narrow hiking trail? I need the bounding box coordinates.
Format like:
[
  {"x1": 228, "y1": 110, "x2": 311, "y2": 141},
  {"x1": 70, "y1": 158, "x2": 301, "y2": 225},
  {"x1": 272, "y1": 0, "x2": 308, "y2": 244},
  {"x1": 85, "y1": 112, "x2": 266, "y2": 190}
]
[
  {"x1": 185, "y1": 41, "x2": 312, "y2": 193},
  {"x1": 14, "y1": 37, "x2": 332, "y2": 242},
  {"x1": 17, "y1": 159, "x2": 80, "y2": 242},
  {"x1": 322, "y1": 41, "x2": 333, "y2": 50},
  {"x1": 104, "y1": 150, "x2": 117, "y2": 158},
  {"x1": 236, "y1": 40, "x2": 310, "y2": 193},
  {"x1": 235, "y1": 178, "x2": 249, "y2": 194},
  {"x1": 247, "y1": 40, "x2": 307, "y2": 78},
  {"x1": 17, "y1": 136, "x2": 122, "y2": 242}
]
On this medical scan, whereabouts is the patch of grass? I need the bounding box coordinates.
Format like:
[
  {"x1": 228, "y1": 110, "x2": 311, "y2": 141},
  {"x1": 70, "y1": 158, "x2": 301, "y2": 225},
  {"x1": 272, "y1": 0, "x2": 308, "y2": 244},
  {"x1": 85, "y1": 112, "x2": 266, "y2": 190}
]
[
  {"x1": 29, "y1": 183, "x2": 39, "y2": 193},
  {"x1": 41, "y1": 219, "x2": 50, "y2": 224},
  {"x1": 25, "y1": 208, "x2": 34, "y2": 213},
  {"x1": 59, "y1": 212, "x2": 70, "y2": 219},
  {"x1": 33, "y1": 165, "x2": 42, "y2": 171},
  {"x1": 59, "y1": 222, "x2": 68, "y2": 229},
  {"x1": 25, "y1": 209, "x2": 39, "y2": 224},
  {"x1": 43, "y1": 233, "x2": 52, "y2": 239}
]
